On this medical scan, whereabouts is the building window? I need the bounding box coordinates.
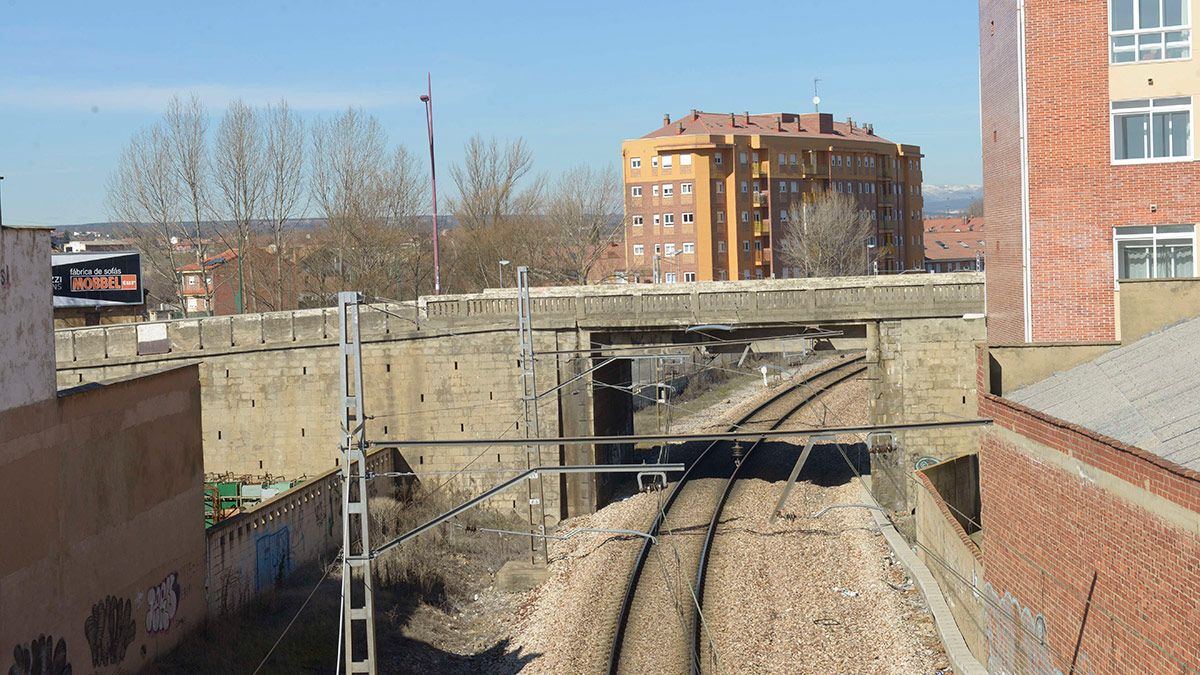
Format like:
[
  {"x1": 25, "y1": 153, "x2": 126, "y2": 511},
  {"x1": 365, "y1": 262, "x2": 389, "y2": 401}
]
[
  {"x1": 682, "y1": 212, "x2": 694, "y2": 224},
  {"x1": 654, "y1": 244, "x2": 662, "y2": 254},
  {"x1": 755, "y1": 269, "x2": 764, "y2": 279},
  {"x1": 663, "y1": 184, "x2": 674, "y2": 197},
  {"x1": 631, "y1": 157, "x2": 642, "y2": 169},
  {"x1": 1111, "y1": 0, "x2": 1190, "y2": 63},
  {"x1": 662, "y1": 155, "x2": 674, "y2": 169},
  {"x1": 652, "y1": 156, "x2": 659, "y2": 168},
  {"x1": 754, "y1": 240, "x2": 763, "y2": 251},
  {"x1": 752, "y1": 180, "x2": 761, "y2": 193},
  {"x1": 742, "y1": 240, "x2": 751, "y2": 252},
  {"x1": 741, "y1": 211, "x2": 749, "y2": 223},
  {"x1": 665, "y1": 243, "x2": 676, "y2": 255},
  {"x1": 743, "y1": 270, "x2": 752, "y2": 279},
  {"x1": 683, "y1": 242, "x2": 695, "y2": 253},
  {"x1": 789, "y1": 153, "x2": 797, "y2": 166},
  {"x1": 632, "y1": 215, "x2": 644, "y2": 226},
  {"x1": 652, "y1": 185, "x2": 660, "y2": 197},
  {"x1": 633, "y1": 244, "x2": 645, "y2": 255},
  {"x1": 1115, "y1": 224, "x2": 1195, "y2": 279},
  {"x1": 684, "y1": 272, "x2": 696, "y2": 282},
  {"x1": 681, "y1": 182, "x2": 693, "y2": 195},
  {"x1": 663, "y1": 213, "x2": 675, "y2": 226},
  {"x1": 779, "y1": 182, "x2": 787, "y2": 194},
  {"x1": 740, "y1": 181, "x2": 749, "y2": 193},
  {"x1": 791, "y1": 181, "x2": 799, "y2": 192},
  {"x1": 680, "y1": 154, "x2": 692, "y2": 166},
  {"x1": 780, "y1": 210, "x2": 788, "y2": 222},
  {"x1": 664, "y1": 272, "x2": 677, "y2": 283},
  {"x1": 715, "y1": 182, "x2": 724, "y2": 194},
  {"x1": 718, "y1": 241, "x2": 727, "y2": 253},
  {"x1": 752, "y1": 152, "x2": 759, "y2": 163},
  {"x1": 632, "y1": 186, "x2": 643, "y2": 197},
  {"x1": 653, "y1": 214, "x2": 661, "y2": 226},
  {"x1": 1112, "y1": 97, "x2": 1192, "y2": 162},
  {"x1": 753, "y1": 211, "x2": 762, "y2": 223},
  {"x1": 718, "y1": 269, "x2": 727, "y2": 280},
  {"x1": 714, "y1": 153, "x2": 724, "y2": 166},
  {"x1": 779, "y1": 153, "x2": 786, "y2": 166},
  {"x1": 716, "y1": 212, "x2": 725, "y2": 223},
  {"x1": 739, "y1": 151, "x2": 748, "y2": 164}
]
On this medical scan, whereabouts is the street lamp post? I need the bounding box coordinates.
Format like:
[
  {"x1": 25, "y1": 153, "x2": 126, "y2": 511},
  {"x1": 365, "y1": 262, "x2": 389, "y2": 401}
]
[
  {"x1": 0, "y1": 176, "x2": 5, "y2": 227},
  {"x1": 419, "y1": 74, "x2": 442, "y2": 295},
  {"x1": 498, "y1": 259, "x2": 511, "y2": 288}
]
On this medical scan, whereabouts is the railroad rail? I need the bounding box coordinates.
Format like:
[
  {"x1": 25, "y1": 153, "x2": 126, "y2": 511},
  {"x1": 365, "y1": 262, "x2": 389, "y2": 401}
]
[{"x1": 607, "y1": 354, "x2": 868, "y2": 675}]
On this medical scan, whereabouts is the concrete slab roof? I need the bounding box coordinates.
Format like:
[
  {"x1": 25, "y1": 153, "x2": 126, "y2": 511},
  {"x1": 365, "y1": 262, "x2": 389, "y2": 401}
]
[{"x1": 1007, "y1": 315, "x2": 1200, "y2": 472}]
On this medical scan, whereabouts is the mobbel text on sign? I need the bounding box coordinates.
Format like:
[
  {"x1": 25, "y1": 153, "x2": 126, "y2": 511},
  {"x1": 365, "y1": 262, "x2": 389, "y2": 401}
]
[{"x1": 52, "y1": 251, "x2": 144, "y2": 307}]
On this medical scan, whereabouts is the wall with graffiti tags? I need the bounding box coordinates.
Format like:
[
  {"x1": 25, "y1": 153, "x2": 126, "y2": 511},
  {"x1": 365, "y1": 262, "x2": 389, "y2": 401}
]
[
  {"x1": 205, "y1": 447, "x2": 403, "y2": 617},
  {"x1": 0, "y1": 364, "x2": 206, "y2": 673}
]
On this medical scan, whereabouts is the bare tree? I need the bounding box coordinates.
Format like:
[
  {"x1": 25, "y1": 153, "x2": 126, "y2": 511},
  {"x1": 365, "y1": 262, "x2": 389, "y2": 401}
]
[
  {"x1": 164, "y1": 95, "x2": 216, "y2": 312},
  {"x1": 446, "y1": 135, "x2": 544, "y2": 290},
  {"x1": 965, "y1": 196, "x2": 984, "y2": 220},
  {"x1": 777, "y1": 191, "x2": 876, "y2": 277},
  {"x1": 107, "y1": 125, "x2": 187, "y2": 310},
  {"x1": 375, "y1": 146, "x2": 431, "y2": 300},
  {"x1": 263, "y1": 100, "x2": 306, "y2": 310},
  {"x1": 213, "y1": 99, "x2": 267, "y2": 312},
  {"x1": 535, "y1": 165, "x2": 622, "y2": 284},
  {"x1": 310, "y1": 108, "x2": 387, "y2": 292}
]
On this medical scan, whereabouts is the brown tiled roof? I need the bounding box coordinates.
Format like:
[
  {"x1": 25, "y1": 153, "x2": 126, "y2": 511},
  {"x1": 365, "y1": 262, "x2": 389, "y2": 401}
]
[
  {"x1": 640, "y1": 111, "x2": 897, "y2": 144},
  {"x1": 924, "y1": 218, "x2": 985, "y2": 261},
  {"x1": 176, "y1": 248, "x2": 238, "y2": 272}
]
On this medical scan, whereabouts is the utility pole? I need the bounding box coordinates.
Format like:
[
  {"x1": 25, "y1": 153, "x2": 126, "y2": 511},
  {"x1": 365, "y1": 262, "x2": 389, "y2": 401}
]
[
  {"x1": 337, "y1": 291, "x2": 378, "y2": 674},
  {"x1": 516, "y1": 266, "x2": 549, "y2": 564}
]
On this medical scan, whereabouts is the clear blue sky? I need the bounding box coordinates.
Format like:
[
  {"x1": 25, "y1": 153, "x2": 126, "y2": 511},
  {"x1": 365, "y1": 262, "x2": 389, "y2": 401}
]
[{"x1": 0, "y1": 0, "x2": 981, "y2": 226}]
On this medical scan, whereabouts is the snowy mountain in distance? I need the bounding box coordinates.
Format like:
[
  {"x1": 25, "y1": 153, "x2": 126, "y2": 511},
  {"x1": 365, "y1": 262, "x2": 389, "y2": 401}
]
[{"x1": 923, "y1": 184, "x2": 982, "y2": 216}]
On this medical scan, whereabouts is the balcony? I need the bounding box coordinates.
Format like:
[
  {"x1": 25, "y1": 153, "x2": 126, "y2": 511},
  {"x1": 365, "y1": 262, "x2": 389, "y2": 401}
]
[
  {"x1": 801, "y1": 163, "x2": 829, "y2": 178},
  {"x1": 752, "y1": 192, "x2": 768, "y2": 208},
  {"x1": 753, "y1": 218, "x2": 771, "y2": 237}
]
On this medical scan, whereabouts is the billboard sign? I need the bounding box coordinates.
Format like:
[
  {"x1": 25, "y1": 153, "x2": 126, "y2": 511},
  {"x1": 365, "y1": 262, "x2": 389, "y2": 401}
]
[{"x1": 52, "y1": 251, "x2": 144, "y2": 307}]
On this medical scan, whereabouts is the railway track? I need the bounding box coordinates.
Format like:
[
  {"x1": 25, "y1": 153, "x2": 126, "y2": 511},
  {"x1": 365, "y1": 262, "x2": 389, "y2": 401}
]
[{"x1": 607, "y1": 354, "x2": 868, "y2": 675}]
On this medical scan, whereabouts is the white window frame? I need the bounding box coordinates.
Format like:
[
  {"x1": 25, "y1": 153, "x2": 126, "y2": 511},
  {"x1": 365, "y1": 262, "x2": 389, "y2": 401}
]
[
  {"x1": 632, "y1": 186, "x2": 643, "y2": 197},
  {"x1": 633, "y1": 244, "x2": 645, "y2": 255},
  {"x1": 778, "y1": 152, "x2": 786, "y2": 166},
  {"x1": 714, "y1": 153, "x2": 724, "y2": 166},
  {"x1": 742, "y1": 240, "x2": 751, "y2": 252},
  {"x1": 682, "y1": 212, "x2": 694, "y2": 224},
  {"x1": 653, "y1": 214, "x2": 661, "y2": 226},
  {"x1": 662, "y1": 155, "x2": 674, "y2": 169},
  {"x1": 663, "y1": 184, "x2": 674, "y2": 197},
  {"x1": 632, "y1": 215, "x2": 644, "y2": 226},
  {"x1": 717, "y1": 241, "x2": 726, "y2": 253},
  {"x1": 630, "y1": 157, "x2": 642, "y2": 169},
  {"x1": 716, "y1": 212, "x2": 725, "y2": 223},
  {"x1": 682, "y1": 242, "x2": 695, "y2": 254},
  {"x1": 652, "y1": 156, "x2": 659, "y2": 168},
  {"x1": 1113, "y1": 224, "x2": 1196, "y2": 281},
  {"x1": 681, "y1": 182, "x2": 693, "y2": 195},
  {"x1": 665, "y1": 243, "x2": 677, "y2": 255},
  {"x1": 664, "y1": 272, "x2": 677, "y2": 283},
  {"x1": 652, "y1": 185, "x2": 660, "y2": 197},
  {"x1": 740, "y1": 181, "x2": 749, "y2": 193},
  {"x1": 1111, "y1": 97, "x2": 1193, "y2": 163},
  {"x1": 1110, "y1": 0, "x2": 1191, "y2": 64},
  {"x1": 663, "y1": 213, "x2": 675, "y2": 226},
  {"x1": 739, "y1": 151, "x2": 748, "y2": 164},
  {"x1": 789, "y1": 153, "x2": 798, "y2": 166},
  {"x1": 741, "y1": 211, "x2": 749, "y2": 223},
  {"x1": 683, "y1": 272, "x2": 696, "y2": 282},
  {"x1": 680, "y1": 153, "x2": 692, "y2": 166},
  {"x1": 654, "y1": 243, "x2": 662, "y2": 254}
]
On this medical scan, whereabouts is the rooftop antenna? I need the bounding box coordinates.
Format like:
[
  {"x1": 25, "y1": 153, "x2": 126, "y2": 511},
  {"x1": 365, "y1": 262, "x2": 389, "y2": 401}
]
[{"x1": 813, "y1": 78, "x2": 822, "y2": 113}]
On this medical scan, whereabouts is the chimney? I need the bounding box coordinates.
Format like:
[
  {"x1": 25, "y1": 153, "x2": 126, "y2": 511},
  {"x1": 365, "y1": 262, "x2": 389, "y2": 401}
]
[
  {"x1": 865, "y1": 123, "x2": 875, "y2": 135},
  {"x1": 692, "y1": 108, "x2": 700, "y2": 121},
  {"x1": 663, "y1": 113, "x2": 671, "y2": 126},
  {"x1": 730, "y1": 112, "x2": 737, "y2": 127},
  {"x1": 677, "y1": 122, "x2": 684, "y2": 134},
  {"x1": 744, "y1": 111, "x2": 751, "y2": 125},
  {"x1": 847, "y1": 116, "x2": 855, "y2": 131},
  {"x1": 776, "y1": 115, "x2": 783, "y2": 131}
]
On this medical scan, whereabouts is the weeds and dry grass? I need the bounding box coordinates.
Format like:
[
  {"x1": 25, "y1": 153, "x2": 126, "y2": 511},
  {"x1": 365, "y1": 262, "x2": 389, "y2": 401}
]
[{"x1": 150, "y1": 486, "x2": 530, "y2": 674}]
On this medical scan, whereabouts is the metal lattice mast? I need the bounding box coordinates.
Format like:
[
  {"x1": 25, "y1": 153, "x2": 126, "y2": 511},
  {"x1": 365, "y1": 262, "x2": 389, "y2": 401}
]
[
  {"x1": 338, "y1": 291, "x2": 377, "y2": 674},
  {"x1": 516, "y1": 267, "x2": 548, "y2": 564}
]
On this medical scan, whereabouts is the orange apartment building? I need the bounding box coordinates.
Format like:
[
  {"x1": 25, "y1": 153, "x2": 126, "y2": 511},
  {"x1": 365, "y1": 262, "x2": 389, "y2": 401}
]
[
  {"x1": 981, "y1": 0, "x2": 1200, "y2": 343},
  {"x1": 621, "y1": 110, "x2": 924, "y2": 282}
]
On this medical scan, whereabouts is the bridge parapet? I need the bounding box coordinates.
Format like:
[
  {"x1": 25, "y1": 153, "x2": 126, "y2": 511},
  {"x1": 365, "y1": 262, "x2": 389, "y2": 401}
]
[{"x1": 54, "y1": 273, "x2": 983, "y2": 368}]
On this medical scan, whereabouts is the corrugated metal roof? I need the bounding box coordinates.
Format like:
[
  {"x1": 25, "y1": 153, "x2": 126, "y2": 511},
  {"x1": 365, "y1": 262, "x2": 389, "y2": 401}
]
[{"x1": 1007, "y1": 316, "x2": 1200, "y2": 471}]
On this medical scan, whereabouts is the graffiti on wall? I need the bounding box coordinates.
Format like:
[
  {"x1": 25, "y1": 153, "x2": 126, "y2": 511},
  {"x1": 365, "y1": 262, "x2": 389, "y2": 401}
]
[
  {"x1": 83, "y1": 596, "x2": 135, "y2": 668},
  {"x1": 983, "y1": 583, "x2": 1082, "y2": 675},
  {"x1": 255, "y1": 527, "x2": 291, "y2": 591},
  {"x1": 9, "y1": 635, "x2": 72, "y2": 675},
  {"x1": 146, "y1": 572, "x2": 181, "y2": 634}
]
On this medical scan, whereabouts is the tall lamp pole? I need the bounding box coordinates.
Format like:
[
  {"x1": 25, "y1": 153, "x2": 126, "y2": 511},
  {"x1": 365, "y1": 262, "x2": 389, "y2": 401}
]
[
  {"x1": 499, "y1": 259, "x2": 511, "y2": 288},
  {"x1": 0, "y1": 176, "x2": 5, "y2": 227},
  {"x1": 420, "y1": 74, "x2": 442, "y2": 295}
]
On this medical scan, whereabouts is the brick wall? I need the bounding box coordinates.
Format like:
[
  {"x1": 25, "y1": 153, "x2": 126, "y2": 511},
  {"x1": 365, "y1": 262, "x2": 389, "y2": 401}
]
[
  {"x1": 979, "y1": 0, "x2": 1026, "y2": 342},
  {"x1": 978, "y1": 393, "x2": 1200, "y2": 672},
  {"x1": 982, "y1": 0, "x2": 1200, "y2": 343}
]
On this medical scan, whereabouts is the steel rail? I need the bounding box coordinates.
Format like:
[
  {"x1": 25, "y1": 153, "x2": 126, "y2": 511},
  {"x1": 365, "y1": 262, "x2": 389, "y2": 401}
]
[
  {"x1": 606, "y1": 355, "x2": 865, "y2": 675},
  {"x1": 689, "y1": 363, "x2": 867, "y2": 674}
]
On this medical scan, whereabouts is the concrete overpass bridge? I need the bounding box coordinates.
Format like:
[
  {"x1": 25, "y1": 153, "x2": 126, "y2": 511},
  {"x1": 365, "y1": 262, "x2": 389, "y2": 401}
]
[{"x1": 54, "y1": 272, "x2": 985, "y2": 518}]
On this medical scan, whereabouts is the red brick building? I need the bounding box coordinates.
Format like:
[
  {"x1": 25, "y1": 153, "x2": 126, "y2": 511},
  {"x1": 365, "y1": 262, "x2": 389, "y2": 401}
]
[{"x1": 980, "y1": 0, "x2": 1199, "y2": 343}]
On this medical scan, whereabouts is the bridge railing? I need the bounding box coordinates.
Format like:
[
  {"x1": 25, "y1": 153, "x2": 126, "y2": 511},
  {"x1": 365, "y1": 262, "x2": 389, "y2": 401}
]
[{"x1": 54, "y1": 274, "x2": 984, "y2": 367}]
